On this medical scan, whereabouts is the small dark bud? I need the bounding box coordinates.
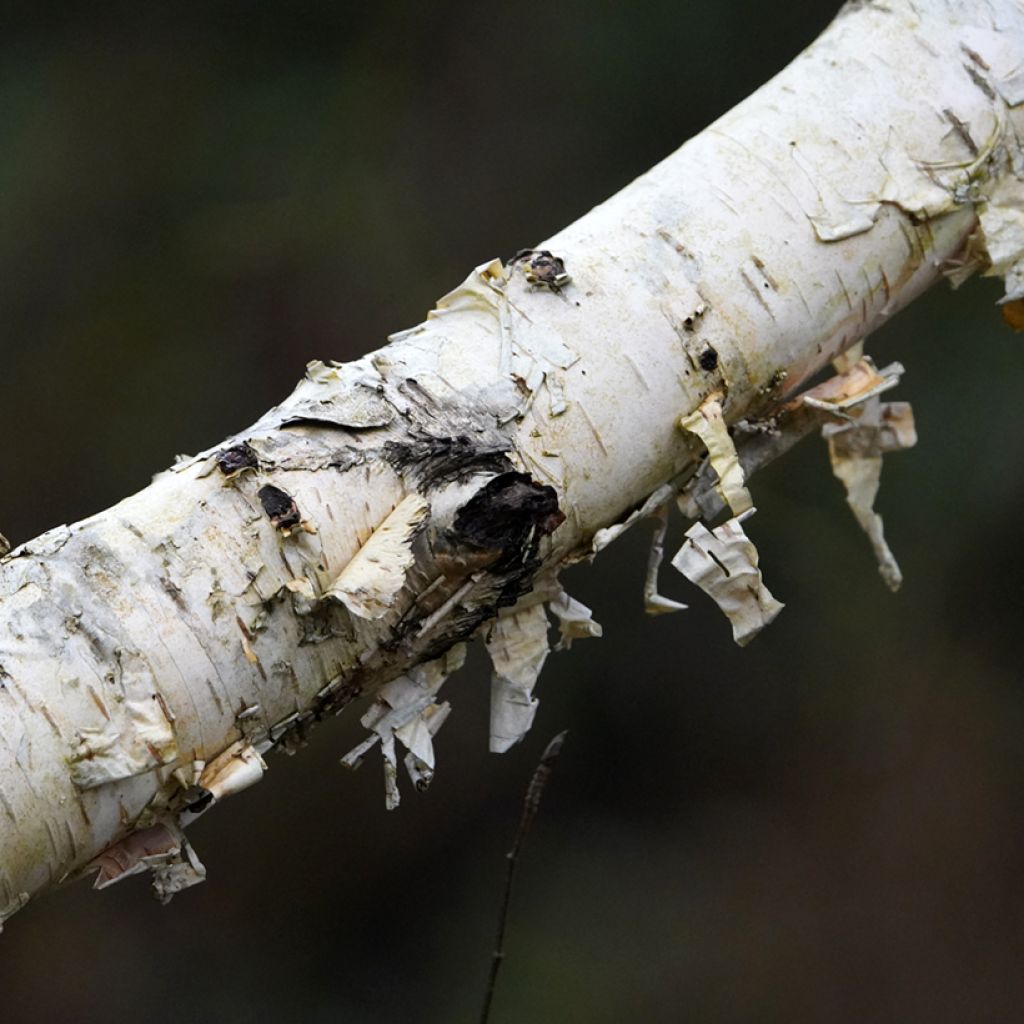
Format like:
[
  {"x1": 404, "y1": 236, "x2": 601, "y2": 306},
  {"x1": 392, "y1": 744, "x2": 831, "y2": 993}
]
[
  {"x1": 216, "y1": 442, "x2": 259, "y2": 476},
  {"x1": 511, "y1": 249, "x2": 570, "y2": 291},
  {"x1": 258, "y1": 484, "x2": 302, "y2": 531}
]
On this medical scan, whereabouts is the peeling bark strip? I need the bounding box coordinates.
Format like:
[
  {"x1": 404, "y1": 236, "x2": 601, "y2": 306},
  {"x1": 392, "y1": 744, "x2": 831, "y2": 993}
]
[
  {"x1": 325, "y1": 494, "x2": 430, "y2": 619},
  {"x1": 3, "y1": 0, "x2": 1024, "y2": 927}
]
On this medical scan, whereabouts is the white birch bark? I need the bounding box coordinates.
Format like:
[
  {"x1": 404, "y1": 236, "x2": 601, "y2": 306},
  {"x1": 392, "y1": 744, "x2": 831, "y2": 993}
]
[{"x1": 3, "y1": 0, "x2": 1023, "y2": 926}]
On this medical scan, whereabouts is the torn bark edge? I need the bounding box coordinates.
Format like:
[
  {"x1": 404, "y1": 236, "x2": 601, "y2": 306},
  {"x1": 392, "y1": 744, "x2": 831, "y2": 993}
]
[
  {"x1": 679, "y1": 395, "x2": 754, "y2": 517},
  {"x1": 324, "y1": 493, "x2": 430, "y2": 620},
  {"x1": 670, "y1": 510, "x2": 783, "y2": 646},
  {"x1": 403, "y1": 701, "x2": 452, "y2": 791},
  {"x1": 678, "y1": 357, "x2": 906, "y2": 523},
  {"x1": 340, "y1": 646, "x2": 466, "y2": 809},
  {"x1": 823, "y1": 398, "x2": 916, "y2": 591},
  {"x1": 79, "y1": 738, "x2": 267, "y2": 905},
  {"x1": 88, "y1": 820, "x2": 206, "y2": 905},
  {"x1": 547, "y1": 588, "x2": 602, "y2": 651},
  {"x1": 486, "y1": 602, "x2": 550, "y2": 754},
  {"x1": 195, "y1": 739, "x2": 267, "y2": 806},
  {"x1": 644, "y1": 504, "x2": 688, "y2": 615}
]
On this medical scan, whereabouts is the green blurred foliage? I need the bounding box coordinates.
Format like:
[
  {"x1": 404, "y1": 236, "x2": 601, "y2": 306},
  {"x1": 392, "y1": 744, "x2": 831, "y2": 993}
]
[{"x1": 4, "y1": 3, "x2": 1024, "y2": 1022}]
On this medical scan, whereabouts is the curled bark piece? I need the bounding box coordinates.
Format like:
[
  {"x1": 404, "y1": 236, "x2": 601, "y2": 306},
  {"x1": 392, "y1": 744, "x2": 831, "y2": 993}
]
[
  {"x1": 325, "y1": 493, "x2": 430, "y2": 619},
  {"x1": 91, "y1": 822, "x2": 183, "y2": 890},
  {"x1": 276, "y1": 361, "x2": 397, "y2": 429},
  {"x1": 799, "y1": 357, "x2": 901, "y2": 413},
  {"x1": 402, "y1": 701, "x2": 452, "y2": 792},
  {"x1": 823, "y1": 398, "x2": 917, "y2": 592},
  {"x1": 89, "y1": 820, "x2": 206, "y2": 905},
  {"x1": 340, "y1": 646, "x2": 465, "y2": 808},
  {"x1": 486, "y1": 602, "x2": 551, "y2": 753},
  {"x1": 69, "y1": 670, "x2": 178, "y2": 790},
  {"x1": 547, "y1": 589, "x2": 602, "y2": 650},
  {"x1": 671, "y1": 514, "x2": 783, "y2": 646},
  {"x1": 150, "y1": 838, "x2": 207, "y2": 906},
  {"x1": 644, "y1": 505, "x2": 687, "y2": 616},
  {"x1": 679, "y1": 397, "x2": 753, "y2": 516},
  {"x1": 197, "y1": 739, "x2": 267, "y2": 804}
]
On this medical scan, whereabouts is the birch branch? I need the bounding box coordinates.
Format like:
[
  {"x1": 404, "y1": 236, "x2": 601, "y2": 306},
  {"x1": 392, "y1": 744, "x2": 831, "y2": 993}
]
[{"x1": 2, "y1": 0, "x2": 1023, "y2": 928}]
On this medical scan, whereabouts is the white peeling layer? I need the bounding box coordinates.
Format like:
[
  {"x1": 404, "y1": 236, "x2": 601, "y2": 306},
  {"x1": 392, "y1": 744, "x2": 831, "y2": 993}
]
[
  {"x1": 547, "y1": 589, "x2": 603, "y2": 650},
  {"x1": 340, "y1": 646, "x2": 464, "y2": 808},
  {"x1": 877, "y1": 402, "x2": 917, "y2": 453},
  {"x1": 89, "y1": 820, "x2": 206, "y2": 905},
  {"x1": 325, "y1": 493, "x2": 429, "y2": 619},
  {"x1": 504, "y1": 278, "x2": 581, "y2": 419},
  {"x1": 430, "y1": 257, "x2": 508, "y2": 322},
  {"x1": 274, "y1": 359, "x2": 396, "y2": 429},
  {"x1": 486, "y1": 602, "x2": 551, "y2": 753},
  {"x1": 979, "y1": 175, "x2": 1024, "y2": 300},
  {"x1": 69, "y1": 687, "x2": 178, "y2": 791},
  {"x1": 436, "y1": 257, "x2": 582, "y2": 419},
  {"x1": 150, "y1": 837, "x2": 207, "y2": 905},
  {"x1": 877, "y1": 133, "x2": 964, "y2": 220},
  {"x1": 198, "y1": 740, "x2": 267, "y2": 803},
  {"x1": 644, "y1": 505, "x2": 687, "y2": 616},
  {"x1": 823, "y1": 398, "x2": 917, "y2": 592},
  {"x1": 832, "y1": 341, "x2": 864, "y2": 375},
  {"x1": 591, "y1": 484, "x2": 676, "y2": 554},
  {"x1": 953, "y1": 25, "x2": 1024, "y2": 300},
  {"x1": 799, "y1": 357, "x2": 902, "y2": 413},
  {"x1": 91, "y1": 822, "x2": 182, "y2": 890},
  {"x1": 402, "y1": 701, "x2": 452, "y2": 792},
  {"x1": 679, "y1": 397, "x2": 753, "y2": 516},
  {"x1": 384, "y1": 253, "x2": 588, "y2": 428},
  {"x1": 960, "y1": 23, "x2": 1024, "y2": 109},
  {"x1": 671, "y1": 514, "x2": 783, "y2": 646},
  {"x1": 796, "y1": 354, "x2": 915, "y2": 591},
  {"x1": 828, "y1": 443, "x2": 898, "y2": 589},
  {"x1": 676, "y1": 358, "x2": 905, "y2": 526}
]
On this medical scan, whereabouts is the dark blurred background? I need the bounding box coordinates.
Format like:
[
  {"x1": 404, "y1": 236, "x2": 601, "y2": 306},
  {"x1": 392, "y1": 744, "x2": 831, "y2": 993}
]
[{"x1": 4, "y1": 3, "x2": 1024, "y2": 1022}]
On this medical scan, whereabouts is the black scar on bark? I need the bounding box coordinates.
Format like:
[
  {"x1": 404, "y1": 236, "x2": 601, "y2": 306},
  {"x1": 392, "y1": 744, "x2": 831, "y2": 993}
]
[
  {"x1": 384, "y1": 435, "x2": 513, "y2": 489},
  {"x1": 699, "y1": 345, "x2": 719, "y2": 372},
  {"x1": 453, "y1": 472, "x2": 565, "y2": 569},
  {"x1": 216, "y1": 442, "x2": 259, "y2": 476},
  {"x1": 319, "y1": 472, "x2": 565, "y2": 708},
  {"x1": 258, "y1": 484, "x2": 302, "y2": 530}
]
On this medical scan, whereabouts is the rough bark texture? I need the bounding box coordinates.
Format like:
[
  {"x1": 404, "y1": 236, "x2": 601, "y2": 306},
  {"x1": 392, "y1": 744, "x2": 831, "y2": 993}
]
[{"x1": 3, "y1": 0, "x2": 1023, "y2": 926}]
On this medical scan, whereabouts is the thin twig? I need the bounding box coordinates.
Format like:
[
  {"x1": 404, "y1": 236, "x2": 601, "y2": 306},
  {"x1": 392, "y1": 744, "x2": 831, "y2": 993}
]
[{"x1": 479, "y1": 730, "x2": 568, "y2": 1024}]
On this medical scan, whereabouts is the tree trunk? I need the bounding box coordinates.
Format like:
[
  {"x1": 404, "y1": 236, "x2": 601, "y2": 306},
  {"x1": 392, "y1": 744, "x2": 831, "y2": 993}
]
[{"x1": 2, "y1": 0, "x2": 1022, "y2": 927}]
